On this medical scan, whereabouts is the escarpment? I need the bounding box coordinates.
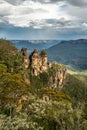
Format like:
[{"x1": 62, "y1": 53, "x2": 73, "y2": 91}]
[{"x1": 21, "y1": 48, "x2": 67, "y2": 89}]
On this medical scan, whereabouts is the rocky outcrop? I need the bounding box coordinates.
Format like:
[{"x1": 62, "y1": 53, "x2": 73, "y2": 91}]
[
  {"x1": 21, "y1": 48, "x2": 67, "y2": 89},
  {"x1": 21, "y1": 48, "x2": 29, "y2": 69},
  {"x1": 48, "y1": 62, "x2": 67, "y2": 89},
  {"x1": 40, "y1": 50, "x2": 48, "y2": 72},
  {"x1": 29, "y1": 49, "x2": 42, "y2": 76},
  {"x1": 29, "y1": 49, "x2": 48, "y2": 76}
]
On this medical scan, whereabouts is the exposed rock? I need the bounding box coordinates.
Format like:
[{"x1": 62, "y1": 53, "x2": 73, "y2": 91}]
[
  {"x1": 23, "y1": 72, "x2": 30, "y2": 84},
  {"x1": 40, "y1": 50, "x2": 48, "y2": 72},
  {"x1": 21, "y1": 49, "x2": 48, "y2": 75},
  {"x1": 16, "y1": 95, "x2": 27, "y2": 112},
  {"x1": 21, "y1": 49, "x2": 67, "y2": 89},
  {"x1": 48, "y1": 62, "x2": 67, "y2": 89},
  {"x1": 21, "y1": 48, "x2": 29, "y2": 69},
  {"x1": 42, "y1": 94, "x2": 49, "y2": 101},
  {"x1": 29, "y1": 49, "x2": 42, "y2": 76},
  {"x1": 29, "y1": 49, "x2": 48, "y2": 76}
]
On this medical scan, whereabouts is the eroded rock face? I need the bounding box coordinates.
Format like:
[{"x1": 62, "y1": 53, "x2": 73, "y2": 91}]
[
  {"x1": 21, "y1": 49, "x2": 67, "y2": 89},
  {"x1": 21, "y1": 48, "x2": 29, "y2": 69},
  {"x1": 29, "y1": 49, "x2": 48, "y2": 76},
  {"x1": 40, "y1": 51, "x2": 48, "y2": 72},
  {"x1": 29, "y1": 49, "x2": 41, "y2": 76},
  {"x1": 48, "y1": 62, "x2": 67, "y2": 89}
]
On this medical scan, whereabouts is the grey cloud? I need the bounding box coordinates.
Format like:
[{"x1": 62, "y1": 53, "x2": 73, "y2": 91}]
[
  {"x1": 0, "y1": 9, "x2": 12, "y2": 17},
  {"x1": 4, "y1": 0, "x2": 87, "y2": 7},
  {"x1": 1, "y1": 0, "x2": 87, "y2": 40},
  {"x1": 67, "y1": 0, "x2": 87, "y2": 7},
  {"x1": 4, "y1": 0, "x2": 25, "y2": 5},
  {"x1": 31, "y1": 0, "x2": 87, "y2": 7},
  {"x1": 0, "y1": 16, "x2": 9, "y2": 24},
  {"x1": 17, "y1": 8, "x2": 34, "y2": 15},
  {"x1": 28, "y1": 18, "x2": 80, "y2": 30},
  {"x1": 45, "y1": 18, "x2": 74, "y2": 28}
]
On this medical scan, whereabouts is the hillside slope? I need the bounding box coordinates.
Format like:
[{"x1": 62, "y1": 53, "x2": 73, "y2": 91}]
[
  {"x1": 0, "y1": 40, "x2": 87, "y2": 130},
  {"x1": 46, "y1": 39, "x2": 87, "y2": 70}
]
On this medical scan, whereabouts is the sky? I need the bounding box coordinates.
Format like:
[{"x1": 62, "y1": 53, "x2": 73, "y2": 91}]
[{"x1": 0, "y1": 0, "x2": 87, "y2": 40}]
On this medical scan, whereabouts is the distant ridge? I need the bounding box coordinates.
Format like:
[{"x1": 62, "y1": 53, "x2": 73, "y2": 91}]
[
  {"x1": 60, "y1": 39, "x2": 87, "y2": 44},
  {"x1": 46, "y1": 39, "x2": 87, "y2": 70},
  {"x1": 11, "y1": 40, "x2": 61, "y2": 54}
]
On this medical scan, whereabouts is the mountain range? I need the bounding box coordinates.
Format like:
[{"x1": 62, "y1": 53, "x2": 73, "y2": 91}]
[
  {"x1": 46, "y1": 39, "x2": 87, "y2": 70},
  {"x1": 11, "y1": 40, "x2": 60, "y2": 54},
  {"x1": 11, "y1": 39, "x2": 87, "y2": 70}
]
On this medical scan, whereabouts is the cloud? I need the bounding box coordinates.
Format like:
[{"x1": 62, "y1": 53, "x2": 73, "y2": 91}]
[
  {"x1": 82, "y1": 22, "x2": 87, "y2": 28},
  {"x1": 4, "y1": 0, "x2": 87, "y2": 7},
  {"x1": 0, "y1": 0, "x2": 86, "y2": 30},
  {"x1": 67, "y1": 0, "x2": 87, "y2": 7},
  {"x1": 0, "y1": 0, "x2": 87, "y2": 39},
  {"x1": 4, "y1": 0, "x2": 25, "y2": 5},
  {"x1": 0, "y1": 0, "x2": 73, "y2": 28},
  {"x1": 48, "y1": 0, "x2": 87, "y2": 7},
  {"x1": 32, "y1": 0, "x2": 87, "y2": 7}
]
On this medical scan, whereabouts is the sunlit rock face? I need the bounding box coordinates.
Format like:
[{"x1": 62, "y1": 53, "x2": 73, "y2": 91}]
[
  {"x1": 21, "y1": 48, "x2": 29, "y2": 69},
  {"x1": 48, "y1": 62, "x2": 67, "y2": 89},
  {"x1": 29, "y1": 49, "x2": 48, "y2": 76},
  {"x1": 21, "y1": 49, "x2": 48, "y2": 76},
  {"x1": 21, "y1": 48, "x2": 67, "y2": 89},
  {"x1": 40, "y1": 50, "x2": 48, "y2": 72},
  {"x1": 29, "y1": 49, "x2": 41, "y2": 76}
]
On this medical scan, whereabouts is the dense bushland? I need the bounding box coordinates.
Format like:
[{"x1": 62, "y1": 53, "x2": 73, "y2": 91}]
[{"x1": 0, "y1": 40, "x2": 87, "y2": 130}]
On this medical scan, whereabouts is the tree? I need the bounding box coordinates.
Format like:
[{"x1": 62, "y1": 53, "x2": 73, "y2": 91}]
[{"x1": 0, "y1": 72, "x2": 30, "y2": 116}]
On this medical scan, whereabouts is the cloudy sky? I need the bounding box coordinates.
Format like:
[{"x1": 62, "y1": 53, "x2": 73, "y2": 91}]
[{"x1": 0, "y1": 0, "x2": 87, "y2": 40}]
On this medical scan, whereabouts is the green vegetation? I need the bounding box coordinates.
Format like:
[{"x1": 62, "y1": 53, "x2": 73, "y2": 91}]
[
  {"x1": 48, "y1": 62, "x2": 66, "y2": 76},
  {"x1": 0, "y1": 39, "x2": 24, "y2": 72},
  {"x1": 62, "y1": 74, "x2": 87, "y2": 104},
  {"x1": 30, "y1": 72, "x2": 49, "y2": 90},
  {"x1": 0, "y1": 40, "x2": 87, "y2": 130},
  {"x1": 40, "y1": 50, "x2": 47, "y2": 57}
]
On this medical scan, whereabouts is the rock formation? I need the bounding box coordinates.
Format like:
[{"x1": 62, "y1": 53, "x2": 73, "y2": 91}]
[
  {"x1": 29, "y1": 49, "x2": 42, "y2": 76},
  {"x1": 21, "y1": 48, "x2": 67, "y2": 89},
  {"x1": 40, "y1": 50, "x2": 48, "y2": 72},
  {"x1": 47, "y1": 62, "x2": 67, "y2": 89},
  {"x1": 29, "y1": 49, "x2": 48, "y2": 76},
  {"x1": 48, "y1": 62, "x2": 67, "y2": 89},
  {"x1": 21, "y1": 48, "x2": 29, "y2": 69}
]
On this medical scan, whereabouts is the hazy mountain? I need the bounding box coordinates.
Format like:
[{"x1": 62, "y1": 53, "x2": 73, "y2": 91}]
[
  {"x1": 46, "y1": 39, "x2": 87, "y2": 70},
  {"x1": 11, "y1": 39, "x2": 87, "y2": 70},
  {"x1": 11, "y1": 40, "x2": 60, "y2": 54}
]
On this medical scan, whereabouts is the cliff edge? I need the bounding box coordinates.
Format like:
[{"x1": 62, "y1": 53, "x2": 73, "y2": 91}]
[{"x1": 21, "y1": 48, "x2": 67, "y2": 89}]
